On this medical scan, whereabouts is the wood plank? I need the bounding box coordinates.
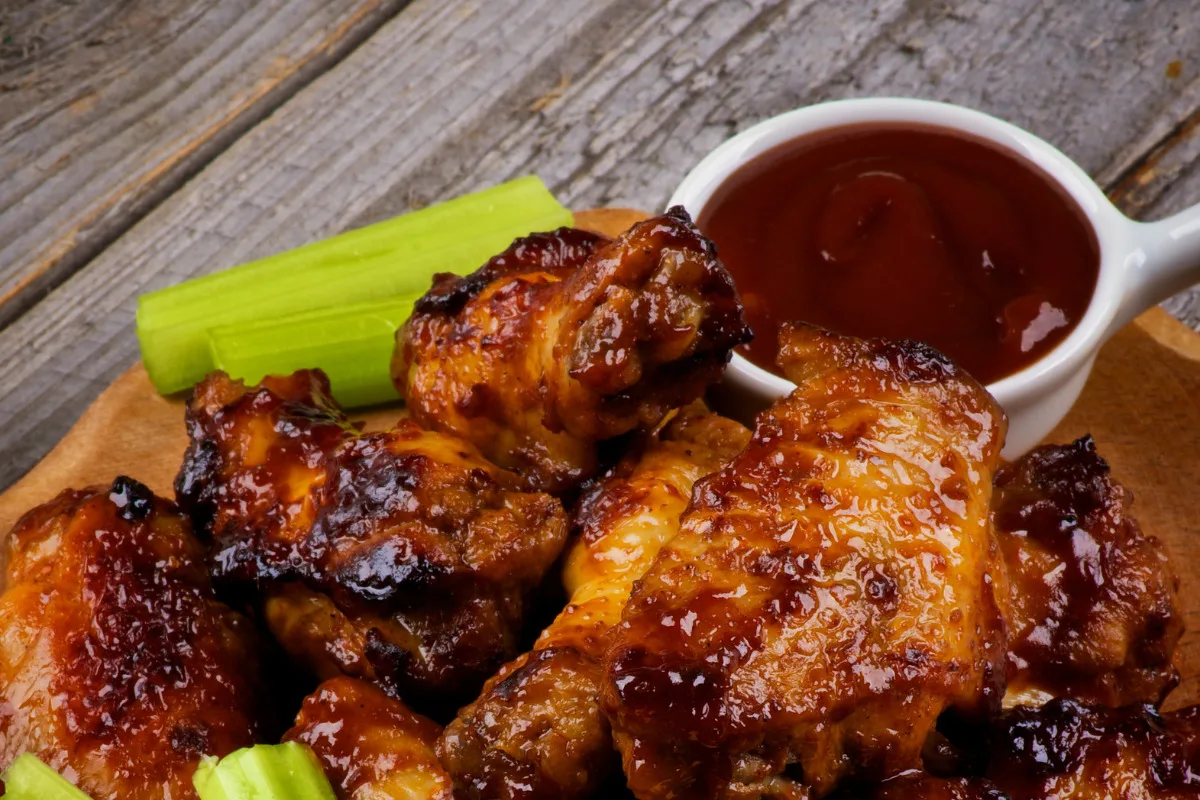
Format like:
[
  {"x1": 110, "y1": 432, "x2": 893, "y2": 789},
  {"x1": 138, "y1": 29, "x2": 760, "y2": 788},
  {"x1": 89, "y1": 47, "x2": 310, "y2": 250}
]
[
  {"x1": 1, "y1": 0, "x2": 1199, "y2": 495},
  {"x1": 0, "y1": 0, "x2": 411, "y2": 329}
]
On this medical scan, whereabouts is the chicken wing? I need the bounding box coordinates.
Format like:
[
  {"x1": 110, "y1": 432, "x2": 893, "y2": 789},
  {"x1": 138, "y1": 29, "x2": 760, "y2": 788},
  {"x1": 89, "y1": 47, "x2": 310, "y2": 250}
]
[
  {"x1": 177, "y1": 370, "x2": 568, "y2": 706},
  {"x1": 392, "y1": 209, "x2": 752, "y2": 492},
  {"x1": 439, "y1": 403, "x2": 751, "y2": 799},
  {"x1": 285, "y1": 676, "x2": 453, "y2": 799},
  {"x1": 0, "y1": 477, "x2": 263, "y2": 799},
  {"x1": 992, "y1": 437, "x2": 1182, "y2": 707},
  {"x1": 601, "y1": 323, "x2": 1009, "y2": 799},
  {"x1": 986, "y1": 699, "x2": 1200, "y2": 798}
]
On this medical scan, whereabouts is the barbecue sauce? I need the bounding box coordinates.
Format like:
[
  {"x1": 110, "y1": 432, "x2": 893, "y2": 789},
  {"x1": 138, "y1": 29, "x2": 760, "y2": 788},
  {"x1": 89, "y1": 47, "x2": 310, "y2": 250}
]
[{"x1": 698, "y1": 124, "x2": 1100, "y2": 384}]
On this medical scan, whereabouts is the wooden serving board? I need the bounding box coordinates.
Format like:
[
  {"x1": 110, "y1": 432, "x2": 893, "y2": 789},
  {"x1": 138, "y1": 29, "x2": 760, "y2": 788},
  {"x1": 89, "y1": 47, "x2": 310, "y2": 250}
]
[{"x1": 1, "y1": 208, "x2": 1199, "y2": 709}]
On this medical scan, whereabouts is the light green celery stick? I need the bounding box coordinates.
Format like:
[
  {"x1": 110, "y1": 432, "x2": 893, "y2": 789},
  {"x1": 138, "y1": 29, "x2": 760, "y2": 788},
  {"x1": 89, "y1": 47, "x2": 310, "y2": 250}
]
[
  {"x1": 207, "y1": 292, "x2": 423, "y2": 409},
  {"x1": 192, "y1": 743, "x2": 336, "y2": 800},
  {"x1": 137, "y1": 176, "x2": 572, "y2": 394},
  {"x1": 0, "y1": 754, "x2": 93, "y2": 799}
]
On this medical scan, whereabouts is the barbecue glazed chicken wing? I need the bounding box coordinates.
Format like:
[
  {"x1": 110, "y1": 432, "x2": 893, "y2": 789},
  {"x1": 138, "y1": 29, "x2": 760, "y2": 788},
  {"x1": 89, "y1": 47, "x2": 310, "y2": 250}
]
[
  {"x1": 0, "y1": 477, "x2": 263, "y2": 800},
  {"x1": 392, "y1": 208, "x2": 752, "y2": 492},
  {"x1": 286, "y1": 676, "x2": 453, "y2": 800},
  {"x1": 176, "y1": 370, "x2": 568, "y2": 706},
  {"x1": 985, "y1": 699, "x2": 1200, "y2": 798},
  {"x1": 439, "y1": 402, "x2": 752, "y2": 800},
  {"x1": 992, "y1": 436, "x2": 1182, "y2": 708},
  {"x1": 601, "y1": 323, "x2": 1010, "y2": 800}
]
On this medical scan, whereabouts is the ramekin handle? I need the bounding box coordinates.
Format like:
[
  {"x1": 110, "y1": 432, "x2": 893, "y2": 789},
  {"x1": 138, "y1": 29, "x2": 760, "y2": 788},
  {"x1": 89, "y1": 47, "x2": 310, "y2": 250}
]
[{"x1": 1112, "y1": 203, "x2": 1200, "y2": 333}]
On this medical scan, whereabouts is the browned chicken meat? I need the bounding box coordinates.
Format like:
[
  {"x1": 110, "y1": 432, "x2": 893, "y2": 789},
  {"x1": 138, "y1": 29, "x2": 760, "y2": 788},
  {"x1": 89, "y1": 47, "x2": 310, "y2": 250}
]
[
  {"x1": 986, "y1": 699, "x2": 1200, "y2": 798},
  {"x1": 992, "y1": 436, "x2": 1182, "y2": 708},
  {"x1": 286, "y1": 676, "x2": 453, "y2": 799},
  {"x1": 439, "y1": 402, "x2": 752, "y2": 800},
  {"x1": 176, "y1": 370, "x2": 568, "y2": 705},
  {"x1": 392, "y1": 208, "x2": 752, "y2": 492},
  {"x1": 601, "y1": 323, "x2": 1010, "y2": 800},
  {"x1": 0, "y1": 477, "x2": 263, "y2": 800}
]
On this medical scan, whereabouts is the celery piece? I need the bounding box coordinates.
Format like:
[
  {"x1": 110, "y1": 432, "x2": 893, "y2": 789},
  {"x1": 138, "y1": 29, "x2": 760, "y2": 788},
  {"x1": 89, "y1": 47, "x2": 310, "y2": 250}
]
[
  {"x1": 207, "y1": 292, "x2": 423, "y2": 409},
  {"x1": 137, "y1": 176, "x2": 572, "y2": 395},
  {"x1": 192, "y1": 755, "x2": 241, "y2": 800},
  {"x1": 1, "y1": 754, "x2": 93, "y2": 800},
  {"x1": 192, "y1": 742, "x2": 336, "y2": 800}
]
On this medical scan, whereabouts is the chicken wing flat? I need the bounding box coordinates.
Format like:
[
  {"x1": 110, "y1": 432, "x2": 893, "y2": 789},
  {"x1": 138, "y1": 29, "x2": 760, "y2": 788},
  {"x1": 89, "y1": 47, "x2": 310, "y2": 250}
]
[
  {"x1": 177, "y1": 370, "x2": 568, "y2": 705},
  {"x1": 986, "y1": 699, "x2": 1200, "y2": 798},
  {"x1": 285, "y1": 676, "x2": 453, "y2": 800},
  {"x1": 0, "y1": 477, "x2": 263, "y2": 799},
  {"x1": 392, "y1": 208, "x2": 752, "y2": 492},
  {"x1": 992, "y1": 436, "x2": 1182, "y2": 708},
  {"x1": 439, "y1": 403, "x2": 752, "y2": 800},
  {"x1": 601, "y1": 323, "x2": 1009, "y2": 799}
]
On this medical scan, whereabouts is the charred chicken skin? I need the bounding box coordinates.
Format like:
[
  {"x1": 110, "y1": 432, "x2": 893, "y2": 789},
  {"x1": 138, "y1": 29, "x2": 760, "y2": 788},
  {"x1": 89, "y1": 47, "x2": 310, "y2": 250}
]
[
  {"x1": 176, "y1": 370, "x2": 568, "y2": 705},
  {"x1": 992, "y1": 436, "x2": 1182, "y2": 708},
  {"x1": 439, "y1": 402, "x2": 752, "y2": 800},
  {"x1": 601, "y1": 323, "x2": 1010, "y2": 800},
  {"x1": 0, "y1": 477, "x2": 263, "y2": 800},
  {"x1": 286, "y1": 676, "x2": 453, "y2": 800},
  {"x1": 392, "y1": 208, "x2": 752, "y2": 492}
]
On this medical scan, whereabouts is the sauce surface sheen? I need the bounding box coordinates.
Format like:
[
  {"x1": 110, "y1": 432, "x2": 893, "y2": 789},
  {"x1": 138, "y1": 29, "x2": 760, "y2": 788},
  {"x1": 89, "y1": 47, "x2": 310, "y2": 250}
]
[{"x1": 697, "y1": 124, "x2": 1100, "y2": 384}]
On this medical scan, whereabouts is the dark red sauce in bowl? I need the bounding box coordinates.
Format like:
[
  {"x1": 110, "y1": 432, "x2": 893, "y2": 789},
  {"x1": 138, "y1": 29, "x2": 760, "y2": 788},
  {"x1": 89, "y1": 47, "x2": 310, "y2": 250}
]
[{"x1": 696, "y1": 124, "x2": 1100, "y2": 385}]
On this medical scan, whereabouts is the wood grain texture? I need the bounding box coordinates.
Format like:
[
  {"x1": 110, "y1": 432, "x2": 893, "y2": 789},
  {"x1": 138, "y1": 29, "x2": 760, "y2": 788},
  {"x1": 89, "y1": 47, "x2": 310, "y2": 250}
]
[
  {"x1": 0, "y1": 0, "x2": 411, "y2": 329},
  {"x1": 1, "y1": 209, "x2": 1197, "y2": 715},
  {"x1": 0, "y1": 0, "x2": 1199, "y2": 492}
]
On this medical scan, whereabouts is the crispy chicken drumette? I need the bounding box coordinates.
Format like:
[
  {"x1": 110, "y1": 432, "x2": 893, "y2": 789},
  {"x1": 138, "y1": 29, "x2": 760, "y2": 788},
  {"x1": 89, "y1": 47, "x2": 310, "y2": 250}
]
[
  {"x1": 439, "y1": 402, "x2": 752, "y2": 799},
  {"x1": 992, "y1": 436, "x2": 1182, "y2": 708},
  {"x1": 392, "y1": 208, "x2": 751, "y2": 492},
  {"x1": 0, "y1": 477, "x2": 264, "y2": 800},
  {"x1": 176, "y1": 370, "x2": 567, "y2": 706},
  {"x1": 601, "y1": 324, "x2": 1010, "y2": 799},
  {"x1": 286, "y1": 676, "x2": 453, "y2": 800}
]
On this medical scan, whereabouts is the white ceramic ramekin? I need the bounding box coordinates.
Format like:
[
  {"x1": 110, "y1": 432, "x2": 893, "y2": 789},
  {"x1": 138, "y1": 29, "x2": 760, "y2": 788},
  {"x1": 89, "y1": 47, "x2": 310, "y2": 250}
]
[{"x1": 670, "y1": 98, "x2": 1200, "y2": 458}]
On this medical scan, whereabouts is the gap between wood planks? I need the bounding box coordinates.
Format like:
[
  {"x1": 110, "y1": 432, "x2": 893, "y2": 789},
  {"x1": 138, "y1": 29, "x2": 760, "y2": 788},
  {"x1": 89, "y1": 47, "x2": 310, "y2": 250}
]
[
  {"x1": 1107, "y1": 103, "x2": 1200, "y2": 215},
  {"x1": 0, "y1": 0, "x2": 415, "y2": 333}
]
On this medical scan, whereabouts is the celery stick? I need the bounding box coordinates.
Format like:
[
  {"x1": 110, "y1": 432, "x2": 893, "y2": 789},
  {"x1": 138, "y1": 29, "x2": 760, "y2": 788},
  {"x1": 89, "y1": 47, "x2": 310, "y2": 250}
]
[
  {"x1": 207, "y1": 292, "x2": 422, "y2": 409},
  {"x1": 1, "y1": 754, "x2": 93, "y2": 799},
  {"x1": 137, "y1": 176, "x2": 572, "y2": 394},
  {"x1": 192, "y1": 743, "x2": 336, "y2": 800}
]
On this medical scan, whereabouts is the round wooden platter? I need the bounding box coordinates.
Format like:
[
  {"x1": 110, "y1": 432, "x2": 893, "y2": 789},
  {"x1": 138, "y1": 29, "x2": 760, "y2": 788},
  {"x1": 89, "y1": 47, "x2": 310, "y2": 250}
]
[{"x1": 2, "y1": 208, "x2": 1199, "y2": 708}]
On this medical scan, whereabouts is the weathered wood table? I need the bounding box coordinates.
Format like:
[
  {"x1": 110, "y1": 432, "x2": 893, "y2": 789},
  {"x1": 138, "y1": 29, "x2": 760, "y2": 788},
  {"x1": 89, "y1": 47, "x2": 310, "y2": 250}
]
[{"x1": 1, "y1": 0, "x2": 1198, "y2": 491}]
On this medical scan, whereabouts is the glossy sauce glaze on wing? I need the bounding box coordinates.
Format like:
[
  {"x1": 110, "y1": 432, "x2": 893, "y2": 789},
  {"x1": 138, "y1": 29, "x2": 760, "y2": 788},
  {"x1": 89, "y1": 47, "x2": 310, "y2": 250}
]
[
  {"x1": 285, "y1": 676, "x2": 453, "y2": 800},
  {"x1": 992, "y1": 437, "x2": 1182, "y2": 707},
  {"x1": 601, "y1": 323, "x2": 1009, "y2": 799},
  {"x1": 986, "y1": 699, "x2": 1200, "y2": 798},
  {"x1": 0, "y1": 477, "x2": 264, "y2": 800},
  {"x1": 177, "y1": 370, "x2": 568, "y2": 706},
  {"x1": 439, "y1": 403, "x2": 752, "y2": 800},
  {"x1": 392, "y1": 209, "x2": 752, "y2": 492},
  {"x1": 177, "y1": 369, "x2": 353, "y2": 583}
]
